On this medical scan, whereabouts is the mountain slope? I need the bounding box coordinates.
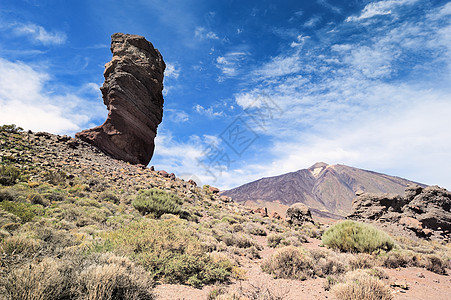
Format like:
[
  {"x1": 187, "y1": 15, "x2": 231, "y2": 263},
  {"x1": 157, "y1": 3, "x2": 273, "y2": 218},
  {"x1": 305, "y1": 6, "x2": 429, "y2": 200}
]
[{"x1": 222, "y1": 162, "x2": 425, "y2": 216}]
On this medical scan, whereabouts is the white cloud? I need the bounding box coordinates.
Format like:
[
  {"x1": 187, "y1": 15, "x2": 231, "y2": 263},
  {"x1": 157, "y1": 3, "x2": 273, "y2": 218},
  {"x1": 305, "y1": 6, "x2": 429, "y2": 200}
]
[
  {"x1": 164, "y1": 63, "x2": 180, "y2": 79},
  {"x1": 304, "y1": 16, "x2": 321, "y2": 28},
  {"x1": 13, "y1": 23, "x2": 66, "y2": 45},
  {"x1": 0, "y1": 58, "x2": 104, "y2": 135},
  {"x1": 194, "y1": 26, "x2": 219, "y2": 40},
  {"x1": 252, "y1": 52, "x2": 302, "y2": 78},
  {"x1": 152, "y1": 131, "x2": 224, "y2": 186},
  {"x1": 222, "y1": 2, "x2": 451, "y2": 190},
  {"x1": 194, "y1": 104, "x2": 223, "y2": 118},
  {"x1": 346, "y1": 0, "x2": 419, "y2": 22},
  {"x1": 165, "y1": 108, "x2": 189, "y2": 123},
  {"x1": 215, "y1": 51, "x2": 248, "y2": 77}
]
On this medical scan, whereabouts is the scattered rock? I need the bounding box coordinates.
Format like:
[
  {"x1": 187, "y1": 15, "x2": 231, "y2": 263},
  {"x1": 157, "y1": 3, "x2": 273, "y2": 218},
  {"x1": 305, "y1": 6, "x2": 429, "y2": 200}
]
[
  {"x1": 158, "y1": 170, "x2": 169, "y2": 178},
  {"x1": 188, "y1": 179, "x2": 197, "y2": 187},
  {"x1": 416, "y1": 272, "x2": 425, "y2": 278},
  {"x1": 76, "y1": 33, "x2": 165, "y2": 165},
  {"x1": 286, "y1": 203, "x2": 314, "y2": 226},
  {"x1": 270, "y1": 211, "x2": 281, "y2": 220},
  {"x1": 391, "y1": 281, "x2": 409, "y2": 290},
  {"x1": 169, "y1": 173, "x2": 176, "y2": 180},
  {"x1": 252, "y1": 207, "x2": 268, "y2": 217},
  {"x1": 209, "y1": 186, "x2": 220, "y2": 194},
  {"x1": 219, "y1": 195, "x2": 232, "y2": 203}
]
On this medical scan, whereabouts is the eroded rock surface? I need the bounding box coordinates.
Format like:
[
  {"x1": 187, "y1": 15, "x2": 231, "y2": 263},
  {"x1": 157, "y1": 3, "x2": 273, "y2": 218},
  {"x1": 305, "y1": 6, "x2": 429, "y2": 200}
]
[
  {"x1": 286, "y1": 203, "x2": 314, "y2": 226},
  {"x1": 76, "y1": 33, "x2": 165, "y2": 165},
  {"x1": 348, "y1": 185, "x2": 451, "y2": 241}
]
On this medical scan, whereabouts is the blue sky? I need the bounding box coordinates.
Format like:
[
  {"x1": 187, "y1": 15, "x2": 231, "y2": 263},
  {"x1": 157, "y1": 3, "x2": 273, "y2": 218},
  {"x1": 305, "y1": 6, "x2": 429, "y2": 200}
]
[{"x1": 0, "y1": 0, "x2": 450, "y2": 190}]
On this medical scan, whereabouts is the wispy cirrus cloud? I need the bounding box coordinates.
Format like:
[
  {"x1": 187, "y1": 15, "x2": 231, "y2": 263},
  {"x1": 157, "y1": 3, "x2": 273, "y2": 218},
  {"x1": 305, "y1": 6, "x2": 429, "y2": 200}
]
[
  {"x1": 12, "y1": 23, "x2": 67, "y2": 45},
  {"x1": 346, "y1": 0, "x2": 419, "y2": 22},
  {"x1": 215, "y1": 51, "x2": 248, "y2": 77},
  {"x1": 194, "y1": 26, "x2": 219, "y2": 40},
  {"x1": 194, "y1": 104, "x2": 224, "y2": 118}
]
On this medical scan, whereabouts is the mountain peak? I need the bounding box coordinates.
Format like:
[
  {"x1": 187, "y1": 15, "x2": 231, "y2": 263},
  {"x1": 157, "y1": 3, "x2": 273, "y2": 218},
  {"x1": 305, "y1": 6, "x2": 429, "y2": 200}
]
[
  {"x1": 308, "y1": 162, "x2": 329, "y2": 169},
  {"x1": 308, "y1": 162, "x2": 329, "y2": 178}
]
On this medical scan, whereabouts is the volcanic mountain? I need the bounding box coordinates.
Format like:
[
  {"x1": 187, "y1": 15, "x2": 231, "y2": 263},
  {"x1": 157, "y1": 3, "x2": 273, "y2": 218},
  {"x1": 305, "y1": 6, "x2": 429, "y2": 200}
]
[{"x1": 222, "y1": 162, "x2": 426, "y2": 218}]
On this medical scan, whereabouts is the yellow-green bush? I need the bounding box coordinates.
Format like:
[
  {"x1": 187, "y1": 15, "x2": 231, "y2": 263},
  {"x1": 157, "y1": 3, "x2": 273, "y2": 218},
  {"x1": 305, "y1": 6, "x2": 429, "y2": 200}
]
[
  {"x1": 96, "y1": 218, "x2": 234, "y2": 287},
  {"x1": 132, "y1": 189, "x2": 185, "y2": 218},
  {"x1": 0, "y1": 165, "x2": 21, "y2": 186},
  {"x1": 0, "y1": 201, "x2": 43, "y2": 223},
  {"x1": 322, "y1": 220, "x2": 394, "y2": 253}
]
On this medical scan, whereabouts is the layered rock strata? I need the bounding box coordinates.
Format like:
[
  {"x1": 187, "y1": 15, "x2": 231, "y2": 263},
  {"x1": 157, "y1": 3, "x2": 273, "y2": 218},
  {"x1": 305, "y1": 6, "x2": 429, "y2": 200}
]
[{"x1": 76, "y1": 33, "x2": 165, "y2": 165}]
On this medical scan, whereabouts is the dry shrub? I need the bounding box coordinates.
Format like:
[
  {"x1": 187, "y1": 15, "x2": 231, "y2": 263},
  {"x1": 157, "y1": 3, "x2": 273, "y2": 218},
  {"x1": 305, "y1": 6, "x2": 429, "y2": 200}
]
[
  {"x1": 0, "y1": 235, "x2": 40, "y2": 255},
  {"x1": 1, "y1": 258, "x2": 73, "y2": 300},
  {"x1": 382, "y1": 249, "x2": 448, "y2": 274},
  {"x1": 210, "y1": 281, "x2": 288, "y2": 300},
  {"x1": 332, "y1": 269, "x2": 393, "y2": 300},
  {"x1": 245, "y1": 223, "x2": 267, "y2": 236},
  {"x1": 1, "y1": 253, "x2": 154, "y2": 300},
  {"x1": 79, "y1": 258, "x2": 153, "y2": 300},
  {"x1": 308, "y1": 248, "x2": 346, "y2": 277},
  {"x1": 261, "y1": 246, "x2": 314, "y2": 280},
  {"x1": 419, "y1": 254, "x2": 448, "y2": 275},
  {"x1": 349, "y1": 253, "x2": 375, "y2": 270},
  {"x1": 381, "y1": 250, "x2": 414, "y2": 268}
]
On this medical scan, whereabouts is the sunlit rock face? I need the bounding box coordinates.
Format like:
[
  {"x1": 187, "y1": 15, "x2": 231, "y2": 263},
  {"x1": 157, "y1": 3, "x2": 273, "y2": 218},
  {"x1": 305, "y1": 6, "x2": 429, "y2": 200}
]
[{"x1": 76, "y1": 33, "x2": 165, "y2": 165}]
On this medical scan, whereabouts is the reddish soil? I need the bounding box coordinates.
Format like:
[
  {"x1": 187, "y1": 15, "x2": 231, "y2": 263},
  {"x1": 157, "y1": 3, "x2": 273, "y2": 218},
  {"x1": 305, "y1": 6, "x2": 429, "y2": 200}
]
[{"x1": 154, "y1": 236, "x2": 450, "y2": 300}]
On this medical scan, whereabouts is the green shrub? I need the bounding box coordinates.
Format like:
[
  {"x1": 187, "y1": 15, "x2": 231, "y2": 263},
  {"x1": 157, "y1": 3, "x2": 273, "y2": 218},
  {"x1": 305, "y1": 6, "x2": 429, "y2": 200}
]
[
  {"x1": 0, "y1": 201, "x2": 43, "y2": 223},
  {"x1": 132, "y1": 189, "x2": 185, "y2": 218},
  {"x1": 268, "y1": 234, "x2": 284, "y2": 248},
  {"x1": 96, "y1": 219, "x2": 234, "y2": 287},
  {"x1": 43, "y1": 170, "x2": 67, "y2": 185},
  {"x1": 322, "y1": 221, "x2": 394, "y2": 253},
  {"x1": 0, "y1": 165, "x2": 21, "y2": 186},
  {"x1": 0, "y1": 124, "x2": 23, "y2": 134},
  {"x1": 98, "y1": 191, "x2": 120, "y2": 204}
]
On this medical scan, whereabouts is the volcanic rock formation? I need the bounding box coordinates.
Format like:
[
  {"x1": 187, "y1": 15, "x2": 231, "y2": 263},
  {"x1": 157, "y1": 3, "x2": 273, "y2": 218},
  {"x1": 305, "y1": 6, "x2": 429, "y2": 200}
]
[
  {"x1": 348, "y1": 185, "x2": 451, "y2": 241},
  {"x1": 286, "y1": 203, "x2": 314, "y2": 226},
  {"x1": 76, "y1": 33, "x2": 165, "y2": 165}
]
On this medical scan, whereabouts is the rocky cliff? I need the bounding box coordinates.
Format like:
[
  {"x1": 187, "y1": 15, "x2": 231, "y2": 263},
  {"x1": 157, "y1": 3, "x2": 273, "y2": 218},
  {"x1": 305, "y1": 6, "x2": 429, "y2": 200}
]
[
  {"x1": 76, "y1": 33, "x2": 165, "y2": 165},
  {"x1": 348, "y1": 185, "x2": 451, "y2": 241}
]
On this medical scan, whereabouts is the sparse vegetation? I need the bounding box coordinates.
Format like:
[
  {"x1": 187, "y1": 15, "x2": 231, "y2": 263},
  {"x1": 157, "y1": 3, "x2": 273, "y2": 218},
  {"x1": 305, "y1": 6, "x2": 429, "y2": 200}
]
[
  {"x1": 132, "y1": 189, "x2": 186, "y2": 218},
  {"x1": 322, "y1": 220, "x2": 395, "y2": 253},
  {"x1": 95, "y1": 218, "x2": 235, "y2": 287}
]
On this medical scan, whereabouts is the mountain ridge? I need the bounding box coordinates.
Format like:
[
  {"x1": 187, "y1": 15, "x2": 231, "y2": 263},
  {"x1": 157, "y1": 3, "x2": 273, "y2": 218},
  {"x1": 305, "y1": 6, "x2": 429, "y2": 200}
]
[{"x1": 222, "y1": 162, "x2": 426, "y2": 217}]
